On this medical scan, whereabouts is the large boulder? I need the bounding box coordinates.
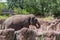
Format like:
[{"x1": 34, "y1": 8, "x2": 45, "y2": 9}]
[
  {"x1": 15, "y1": 27, "x2": 37, "y2": 40},
  {"x1": 0, "y1": 28, "x2": 15, "y2": 40}
]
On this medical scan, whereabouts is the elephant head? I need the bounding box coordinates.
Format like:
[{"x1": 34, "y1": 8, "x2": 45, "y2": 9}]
[{"x1": 28, "y1": 14, "x2": 40, "y2": 29}]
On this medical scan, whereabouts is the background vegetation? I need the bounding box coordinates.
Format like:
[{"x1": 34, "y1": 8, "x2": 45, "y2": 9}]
[{"x1": 0, "y1": 0, "x2": 60, "y2": 18}]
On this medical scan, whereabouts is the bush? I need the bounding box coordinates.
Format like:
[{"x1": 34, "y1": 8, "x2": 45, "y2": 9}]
[
  {"x1": 53, "y1": 10, "x2": 60, "y2": 18},
  {"x1": 14, "y1": 8, "x2": 29, "y2": 15}
]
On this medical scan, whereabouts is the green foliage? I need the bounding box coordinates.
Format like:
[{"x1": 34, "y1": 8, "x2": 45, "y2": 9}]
[
  {"x1": 0, "y1": 3, "x2": 6, "y2": 9},
  {"x1": 0, "y1": 2, "x2": 7, "y2": 15},
  {"x1": 6, "y1": 0, "x2": 60, "y2": 17},
  {"x1": 21, "y1": 9, "x2": 29, "y2": 15},
  {"x1": 26, "y1": 7, "x2": 35, "y2": 14},
  {"x1": 14, "y1": 7, "x2": 29, "y2": 15}
]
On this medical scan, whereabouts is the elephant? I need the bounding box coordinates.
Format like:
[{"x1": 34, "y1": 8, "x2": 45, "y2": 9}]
[{"x1": 2, "y1": 14, "x2": 40, "y2": 31}]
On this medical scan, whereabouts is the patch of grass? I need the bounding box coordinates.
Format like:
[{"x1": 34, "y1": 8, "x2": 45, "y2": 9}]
[
  {"x1": 37, "y1": 16, "x2": 54, "y2": 21},
  {"x1": 44, "y1": 16, "x2": 54, "y2": 21},
  {"x1": 0, "y1": 15, "x2": 8, "y2": 19}
]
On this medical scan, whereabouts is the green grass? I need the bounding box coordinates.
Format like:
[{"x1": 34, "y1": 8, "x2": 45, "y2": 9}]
[{"x1": 0, "y1": 15, "x2": 8, "y2": 19}]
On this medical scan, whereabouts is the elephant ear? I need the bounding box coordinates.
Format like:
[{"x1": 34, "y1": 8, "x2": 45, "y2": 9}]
[
  {"x1": 28, "y1": 17, "x2": 31, "y2": 25},
  {"x1": 30, "y1": 17, "x2": 35, "y2": 25},
  {"x1": 28, "y1": 14, "x2": 35, "y2": 25}
]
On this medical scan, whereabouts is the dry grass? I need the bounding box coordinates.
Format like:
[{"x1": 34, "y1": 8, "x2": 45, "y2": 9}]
[{"x1": 37, "y1": 16, "x2": 54, "y2": 22}]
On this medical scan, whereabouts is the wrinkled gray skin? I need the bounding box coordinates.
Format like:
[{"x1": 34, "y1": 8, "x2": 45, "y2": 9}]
[{"x1": 2, "y1": 14, "x2": 40, "y2": 31}]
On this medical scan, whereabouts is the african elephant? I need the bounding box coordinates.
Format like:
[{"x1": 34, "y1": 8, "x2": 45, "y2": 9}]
[{"x1": 2, "y1": 14, "x2": 40, "y2": 31}]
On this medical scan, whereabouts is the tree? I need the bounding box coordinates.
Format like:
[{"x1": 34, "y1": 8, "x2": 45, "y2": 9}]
[{"x1": 7, "y1": 0, "x2": 60, "y2": 17}]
